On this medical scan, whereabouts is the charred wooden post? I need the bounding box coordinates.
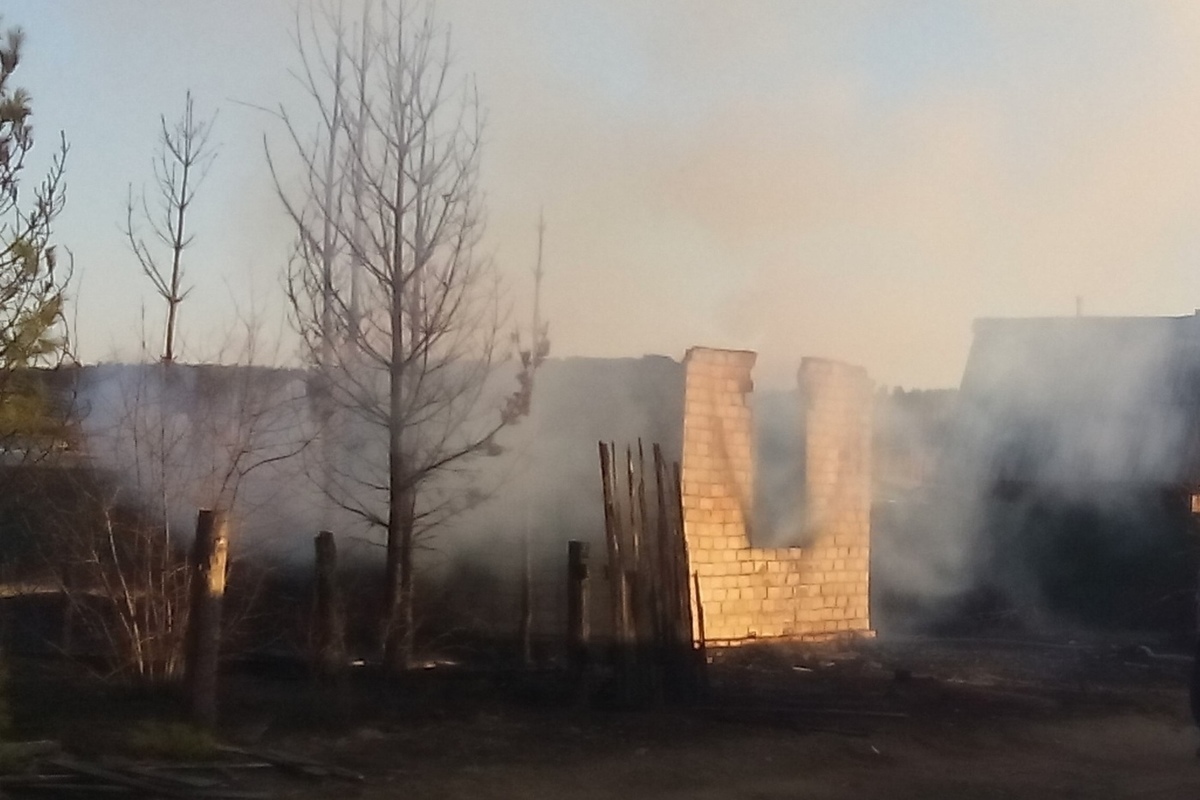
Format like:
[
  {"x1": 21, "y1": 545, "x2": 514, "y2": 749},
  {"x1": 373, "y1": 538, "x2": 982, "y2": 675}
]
[
  {"x1": 650, "y1": 446, "x2": 691, "y2": 701},
  {"x1": 60, "y1": 560, "x2": 75, "y2": 657},
  {"x1": 312, "y1": 530, "x2": 346, "y2": 678},
  {"x1": 626, "y1": 445, "x2": 641, "y2": 565},
  {"x1": 692, "y1": 570, "x2": 709, "y2": 697},
  {"x1": 599, "y1": 441, "x2": 620, "y2": 637},
  {"x1": 652, "y1": 445, "x2": 672, "y2": 644},
  {"x1": 567, "y1": 539, "x2": 590, "y2": 696},
  {"x1": 594, "y1": 440, "x2": 707, "y2": 707},
  {"x1": 653, "y1": 448, "x2": 675, "y2": 630},
  {"x1": 599, "y1": 442, "x2": 635, "y2": 702},
  {"x1": 672, "y1": 462, "x2": 694, "y2": 647},
  {"x1": 638, "y1": 441, "x2": 660, "y2": 645},
  {"x1": 624, "y1": 445, "x2": 643, "y2": 694},
  {"x1": 610, "y1": 443, "x2": 633, "y2": 647},
  {"x1": 632, "y1": 441, "x2": 665, "y2": 704},
  {"x1": 519, "y1": 527, "x2": 534, "y2": 667},
  {"x1": 185, "y1": 509, "x2": 229, "y2": 728}
]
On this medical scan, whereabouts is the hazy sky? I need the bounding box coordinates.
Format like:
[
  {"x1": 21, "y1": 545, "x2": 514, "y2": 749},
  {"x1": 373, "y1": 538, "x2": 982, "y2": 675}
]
[{"x1": 7, "y1": 1, "x2": 1200, "y2": 388}]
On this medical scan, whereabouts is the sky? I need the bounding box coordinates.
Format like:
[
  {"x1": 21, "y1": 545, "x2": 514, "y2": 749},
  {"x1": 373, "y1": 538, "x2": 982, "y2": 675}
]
[{"x1": 6, "y1": 1, "x2": 1200, "y2": 388}]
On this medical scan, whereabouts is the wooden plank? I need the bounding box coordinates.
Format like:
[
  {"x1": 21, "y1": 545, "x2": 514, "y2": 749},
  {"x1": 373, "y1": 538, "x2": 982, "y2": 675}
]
[
  {"x1": 44, "y1": 757, "x2": 191, "y2": 797},
  {"x1": 653, "y1": 446, "x2": 697, "y2": 700},
  {"x1": 0, "y1": 740, "x2": 60, "y2": 760},
  {"x1": 626, "y1": 445, "x2": 639, "y2": 565},
  {"x1": 609, "y1": 442, "x2": 632, "y2": 652},
  {"x1": 652, "y1": 444, "x2": 678, "y2": 650},
  {"x1": 636, "y1": 440, "x2": 657, "y2": 643},
  {"x1": 0, "y1": 781, "x2": 130, "y2": 793},
  {"x1": 217, "y1": 744, "x2": 365, "y2": 783},
  {"x1": 674, "y1": 462, "x2": 695, "y2": 647},
  {"x1": 118, "y1": 764, "x2": 223, "y2": 790},
  {"x1": 598, "y1": 442, "x2": 623, "y2": 648}
]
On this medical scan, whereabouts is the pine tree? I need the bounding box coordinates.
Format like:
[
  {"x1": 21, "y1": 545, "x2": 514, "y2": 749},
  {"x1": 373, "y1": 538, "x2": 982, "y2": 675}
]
[{"x1": 0, "y1": 21, "x2": 70, "y2": 455}]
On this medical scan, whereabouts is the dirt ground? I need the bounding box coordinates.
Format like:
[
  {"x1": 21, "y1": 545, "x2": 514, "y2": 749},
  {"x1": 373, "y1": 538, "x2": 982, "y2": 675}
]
[
  {"x1": 287, "y1": 710, "x2": 1200, "y2": 800},
  {"x1": 262, "y1": 639, "x2": 1200, "y2": 799},
  {"x1": 12, "y1": 637, "x2": 1200, "y2": 798}
]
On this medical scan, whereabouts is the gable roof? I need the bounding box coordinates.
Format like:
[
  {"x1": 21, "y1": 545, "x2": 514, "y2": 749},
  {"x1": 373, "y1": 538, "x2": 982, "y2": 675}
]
[{"x1": 953, "y1": 313, "x2": 1200, "y2": 487}]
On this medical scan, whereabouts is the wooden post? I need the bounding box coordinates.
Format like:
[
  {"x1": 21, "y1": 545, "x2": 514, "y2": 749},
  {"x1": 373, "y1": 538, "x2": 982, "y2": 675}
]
[
  {"x1": 692, "y1": 570, "x2": 709, "y2": 697},
  {"x1": 672, "y1": 463, "x2": 694, "y2": 647},
  {"x1": 624, "y1": 446, "x2": 638, "y2": 654},
  {"x1": 633, "y1": 441, "x2": 661, "y2": 704},
  {"x1": 60, "y1": 560, "x2": 75, "y2": 657},
  {"x1": 518, "y1": 526, "x2": 534, "y2": 667},
  {"x1": 609, "y1": 442, "x2": 632, "y2": 650},
  {"x1": 599, "y1": 443, "x2": 631, "y2": 645},
  {"x1": 312, "y1": 530, "x2": 346, "y2": 678},
  {"x1": 599, "y1": 442, "x2": 635, "y2": 703},
  {"x1": 626, "y1": 446, "x2": 640, "y2": 565},
  {"x1": 599, "y1": 442, "x2": 620, "y2": 640},
  {"x1": 636, "y1": 441, "x2": 653, "y2": 606},
  {"x1": 653, "y1": 446, "x2": 679, "y2": 642},
  {"x1": 566, "y1": 540, "x2": 590, "y2": 694},
  {"x1": 185, "y1": 509, "x2": 229, "y2": 728},
  {"x1": 653, "y1": 445, "x2": 685, "y2": 699}
]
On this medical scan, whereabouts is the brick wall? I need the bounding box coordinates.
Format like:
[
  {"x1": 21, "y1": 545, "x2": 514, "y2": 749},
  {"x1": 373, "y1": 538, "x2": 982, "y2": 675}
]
[{"x1": 681, "y1": 348, "x2": 872, "y2": 643}]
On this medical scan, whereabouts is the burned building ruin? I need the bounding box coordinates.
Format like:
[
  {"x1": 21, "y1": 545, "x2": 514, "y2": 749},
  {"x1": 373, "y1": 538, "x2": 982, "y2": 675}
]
[
  {"x1": 889, "y1": 312, "x2": 1200, "y2": 636},
  {"x1": 679, "y1": 348, "x2": 872, "y2": 643}
]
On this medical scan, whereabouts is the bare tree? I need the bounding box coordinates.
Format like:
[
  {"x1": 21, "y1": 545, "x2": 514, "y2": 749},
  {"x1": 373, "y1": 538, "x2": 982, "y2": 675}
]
[
  {"x1": 39, "y1": 313, "x2": 313, "y2": 684},
  {"x1": 124, "y1": 91, "x2": 217, "y2": 364},
  {"x1": 270, "y1": 0, "x2": 544, "y2": 672}
]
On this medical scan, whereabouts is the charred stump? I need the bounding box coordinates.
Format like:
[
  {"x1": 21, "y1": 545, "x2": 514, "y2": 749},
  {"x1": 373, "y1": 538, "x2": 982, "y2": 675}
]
[{"x1": 184, "y1": 509, "x2": 229, "y2": 728}]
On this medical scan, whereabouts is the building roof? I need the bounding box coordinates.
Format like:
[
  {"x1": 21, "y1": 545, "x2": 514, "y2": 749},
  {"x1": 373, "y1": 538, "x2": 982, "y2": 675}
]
[{"x1": 952, "y1": 313, "x2": 1200, "y2": 487}]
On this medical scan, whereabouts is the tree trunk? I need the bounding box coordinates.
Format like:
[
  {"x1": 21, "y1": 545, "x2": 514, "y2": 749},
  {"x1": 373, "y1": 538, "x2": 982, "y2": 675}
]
[
  {"x1": 383, "y1": 82, "x2": 411, "y2": 676},
  {"x1": 398, "y1": 493, "x2": 416, "y2": 668},
  {"x1": 383, "y1": 267, "x2": 411, "y2": 673},
  {"x1": 383, "y1": 484, "x2": 416, "y2": 674},
  {"x1": 163, "y1": 297, "x2": 179, "y2": 363},
  {"x1": 163, "y1": 93, "x2": 192, "y2": 364}
]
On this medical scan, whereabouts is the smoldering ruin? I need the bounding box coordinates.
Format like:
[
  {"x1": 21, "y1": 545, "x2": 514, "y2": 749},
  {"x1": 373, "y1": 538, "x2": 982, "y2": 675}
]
[
  {"x1": 7, "y1": 311, "x2": 1200, "y2": 659},
  {"x1": 5, "y1": 314, "x2": 1200, "y2": 795},
  {"x1": 10, "y1": 1, "x2": 1200, "y2": 794}
]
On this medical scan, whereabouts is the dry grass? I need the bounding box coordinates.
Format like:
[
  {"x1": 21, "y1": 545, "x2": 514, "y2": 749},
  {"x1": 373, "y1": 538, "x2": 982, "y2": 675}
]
[{"x1": 123, "y1": 720, "x2": 220, "y2": 761}]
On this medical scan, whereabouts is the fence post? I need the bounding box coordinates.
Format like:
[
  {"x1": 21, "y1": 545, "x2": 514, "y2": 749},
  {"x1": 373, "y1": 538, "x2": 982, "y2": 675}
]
[
  {"x1": 519, "y1": 528, "x2": 534, "y2": 667},
  {"x1": 567, "y1": 540, "x2": 590, "y2": 689},
  {"x1": 312, "y1": 530, "x2": 346, "y2": 678},
  {"x1": 185, "y1": 508, "x2": 229, "y2": 728}
]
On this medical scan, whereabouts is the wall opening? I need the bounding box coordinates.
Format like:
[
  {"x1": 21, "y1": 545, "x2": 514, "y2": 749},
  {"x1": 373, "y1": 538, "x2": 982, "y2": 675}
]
[{"x1": 751, "y1": 389, "x2": 810, "y2": 548}]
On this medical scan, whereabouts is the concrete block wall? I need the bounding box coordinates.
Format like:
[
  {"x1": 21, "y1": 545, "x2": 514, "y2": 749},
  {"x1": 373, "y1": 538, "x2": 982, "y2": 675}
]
[{"x1": 681, "y1": 348, "x2": 873, "y2": 644}]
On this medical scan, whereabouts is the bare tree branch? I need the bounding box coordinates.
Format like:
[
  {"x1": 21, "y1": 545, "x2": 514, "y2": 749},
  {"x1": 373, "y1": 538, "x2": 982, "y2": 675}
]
[{"x1": 123, "y1": 91, "x2": 218, "y2": 363}]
